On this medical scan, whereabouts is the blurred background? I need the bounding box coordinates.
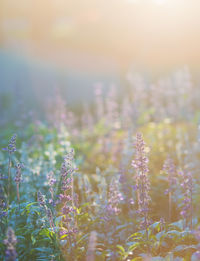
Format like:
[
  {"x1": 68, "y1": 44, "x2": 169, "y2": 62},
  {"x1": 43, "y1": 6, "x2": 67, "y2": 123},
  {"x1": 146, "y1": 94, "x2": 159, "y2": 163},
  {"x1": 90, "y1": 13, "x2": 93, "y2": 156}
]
[{"x1": 1, "y1": 0, "x2": 200, "y2": 113}]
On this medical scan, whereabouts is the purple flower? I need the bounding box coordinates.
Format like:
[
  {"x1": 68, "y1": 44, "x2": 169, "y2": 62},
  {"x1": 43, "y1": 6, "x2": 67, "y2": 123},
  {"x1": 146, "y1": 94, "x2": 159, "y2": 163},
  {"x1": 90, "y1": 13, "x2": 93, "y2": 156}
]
[
  {"x1": 47, "y1": 171, "x2": 56, "y2": 204},
  {"x1": 37, "y1": 191, "x2": 46, "y2": 208},
  {"x1": 179, "y1": 170, "x2": 193, "y2": 228},
  {"x1": 163, "y1": 157, "x2": 177, "y2": 194},
  {"x1": 4, "y1": 227, "x2": 17, "y2": 261},
  {"x1": 106, "y1": 179, "x2": 124, "y2": 217},
  {"x1": 60, "y1": 149, "x2": 77, "y2": 192},
  {"x1": 3, "y1": 134, "x2": 17, "y2": 154},
  {"x1": 163, "y1": 156, "x2": 177, "y2": 222},
  {"x1": 58, "y1": 149, "x2": 78, "y2": 239},
  {"x1": 47, "y1": 172, "x2": 56, "y2": 186},
  {"x1": 132, "y1": 133, "x2": 151, "y2": 235},
  {"x1": 14, "y1": 163, "x2": 24, "y2": 184}
]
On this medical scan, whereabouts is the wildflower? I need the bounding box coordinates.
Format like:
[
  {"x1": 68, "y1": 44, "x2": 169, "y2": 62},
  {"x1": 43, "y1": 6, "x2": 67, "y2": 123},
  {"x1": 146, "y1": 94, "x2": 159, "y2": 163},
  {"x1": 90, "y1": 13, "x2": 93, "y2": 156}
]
[
  {"x1": 132, "y1": 133, "x2": 151, "y2": 237},
  {"x1": 60, "y1": 149, "x2": 77, "y2": 192},
  {"x1": 179, "y1": 170, "x2": 193, "y2": 228},
  {"x1": 59, "y1": 149, "x2": 78, "y2": 240},
  {"x1": 14, "y1": 163, "x2": 24, "y2": 203},
  {"x1": 4, "y1": 227, "x2": 17, "y2": 261},
  {"x1": 14, "y1": 163, "x2": 24, "y2": 184},
  {"x1": 37, "y1": 191, "x2": 55, "y2": 230},
  {"x1": 37, "y1": 191, "x2": 46, "y2": 208},
  {"x1": 3, "y1": 134, "x2": 17, "y2": 205},
  {"x1": 47, "y1": 171, "x2": 56, "y2": 187},
  {"x1": 47, "y1": 171, "x2": 56, "y2": 204},
  {"x1": 58, "y1": 194, "x2": 72, "y2": 202},
  {"x1": 163, "y1": 157, "x2": 177, "y2": 195},
  {"x1": 163, "y1": 157, "x2": 177, "y2": 222},
  {"x1": 107, "y1": 179, "x2": 123, "y2": 216},
  {"x1": 3, "y1": 134, "x2": 17, "y2": 154}
]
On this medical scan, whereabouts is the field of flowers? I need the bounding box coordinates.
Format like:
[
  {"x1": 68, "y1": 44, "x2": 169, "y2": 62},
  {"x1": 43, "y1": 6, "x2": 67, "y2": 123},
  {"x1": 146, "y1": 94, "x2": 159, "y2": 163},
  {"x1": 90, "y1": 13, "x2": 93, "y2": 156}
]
[{"x1": 1, "y1": 69, "x2": 200, "y2": 260}]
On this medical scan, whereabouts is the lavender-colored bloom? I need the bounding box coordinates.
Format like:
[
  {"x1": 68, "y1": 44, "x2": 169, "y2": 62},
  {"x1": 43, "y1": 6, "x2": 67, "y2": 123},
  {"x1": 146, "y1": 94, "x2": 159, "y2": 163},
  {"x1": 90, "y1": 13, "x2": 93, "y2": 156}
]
[
  {"x1": 132, "y1": 133, "x2": 151, "y2": 234},
  {"x1": 4, "y1": 227, "x2": 17, "y2": 261},
  {"x1": 106, "y1": 179, "x2": 123, "y2": 216},
  {"x1": 58, "y1": 194, "x2": 72, "y2": 202},
  {"x1": 163, "y1": 157, "x2": 177, "y2": 222},
  {"x1": 59, "y1": 149, "x2": 78, "y2": 239},
  {"x1": 60, "y1": 227, "x2": 78, "y2": 237},
  {"x1": 163, "y1": 157, "x2": 177, "y2": 195},
  {"x1": 179, "y1": 170, "x2": 193, "y2": 228},
  {"x1": 14, "y1": 163, "x2": 24, "y2": 184},
  {"x1": 14, "y1": 163, "x2": 24, "y2": 203},
  {"x1": 62, "y1": 205, "x2": 74, "y2": 215},
  {"x1": 47, "y1": 171, "x2": 56, "y2": 204},
  {"x1": 37, "y1": 191, "x2": 55, "y2": 230},
  {"x1": 3, "y1": 134, "x2": 17, "y2": 154},
  {"x1": 60, "y1": 149, "x2": 76, "y2": 192},
  {"x1": 37, "y1": 191, "x2": 46, "y2": 208},
  {"x1": 47, "y1": 171, "x2": 56, "y2": 187}
]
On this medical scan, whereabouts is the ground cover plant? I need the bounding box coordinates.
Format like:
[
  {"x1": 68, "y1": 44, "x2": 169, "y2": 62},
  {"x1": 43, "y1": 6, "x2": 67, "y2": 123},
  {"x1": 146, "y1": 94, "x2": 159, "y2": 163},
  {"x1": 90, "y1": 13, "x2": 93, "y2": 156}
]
[{"x1": 1, "y1": 69, "x2": 200, "y2": 260}]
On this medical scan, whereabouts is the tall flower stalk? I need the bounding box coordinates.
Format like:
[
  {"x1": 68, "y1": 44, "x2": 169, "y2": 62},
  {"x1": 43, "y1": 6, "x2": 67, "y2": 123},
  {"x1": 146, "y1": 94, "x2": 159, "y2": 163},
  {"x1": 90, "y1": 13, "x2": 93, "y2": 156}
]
[
  {"x1": 107, "y1": 178, "x2": 123, "y2": 217},
  {"x1": 3, "y1": 134, "x2": 17, "y2": 206},
  {"x1": 37, "y1": 191, "x2": 55, "y2": 231},
  {"x1": 47, "y1": 171, "x2": 56, "y2": 205},
  {"x1": 163, "y1": 157, "x2": 177, "y2": 223},
  {"x1": 58, "y1": 149, "x2": 78, "y2": 256},
  {"x1": 179, "y1": 170, "x2": 193, "y2": 229},
  {"x1": 14, "y1": 163, "x2": 24, "y2": 206},
  {"x1": 132, "y1": 133, "x2": 151, "y2": 241},
  {"x1": 106, "y1": 178, "x2": 123, "y2": 260},
  {"x1": 4, "y1": 227, "x2": 17, "y2": 261}
]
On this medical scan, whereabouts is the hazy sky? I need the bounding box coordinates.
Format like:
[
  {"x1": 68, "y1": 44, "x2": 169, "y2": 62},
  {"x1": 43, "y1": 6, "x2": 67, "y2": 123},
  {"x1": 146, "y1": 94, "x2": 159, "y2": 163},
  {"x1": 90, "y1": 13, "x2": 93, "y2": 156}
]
[{"x1": 1, "y1": 0, "x2": 200, "y2": 76}]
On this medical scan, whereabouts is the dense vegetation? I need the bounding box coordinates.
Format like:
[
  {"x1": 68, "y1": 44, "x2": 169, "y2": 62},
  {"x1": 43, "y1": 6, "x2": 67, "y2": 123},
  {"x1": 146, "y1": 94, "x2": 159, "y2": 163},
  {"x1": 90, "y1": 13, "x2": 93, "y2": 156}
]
[{"x1": 1, "y1": 69, "x2": 200, "y2": 260}]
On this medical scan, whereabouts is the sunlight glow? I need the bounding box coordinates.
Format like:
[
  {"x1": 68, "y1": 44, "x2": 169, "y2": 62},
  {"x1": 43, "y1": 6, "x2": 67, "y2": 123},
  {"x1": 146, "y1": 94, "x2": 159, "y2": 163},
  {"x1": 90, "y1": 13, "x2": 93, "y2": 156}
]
[
  {"x1": 153, "y1": 0, "x2": 167, "y2": 5},
  {"x1": 127, "y1": 0, "x2": 169, "y2": 4}
]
